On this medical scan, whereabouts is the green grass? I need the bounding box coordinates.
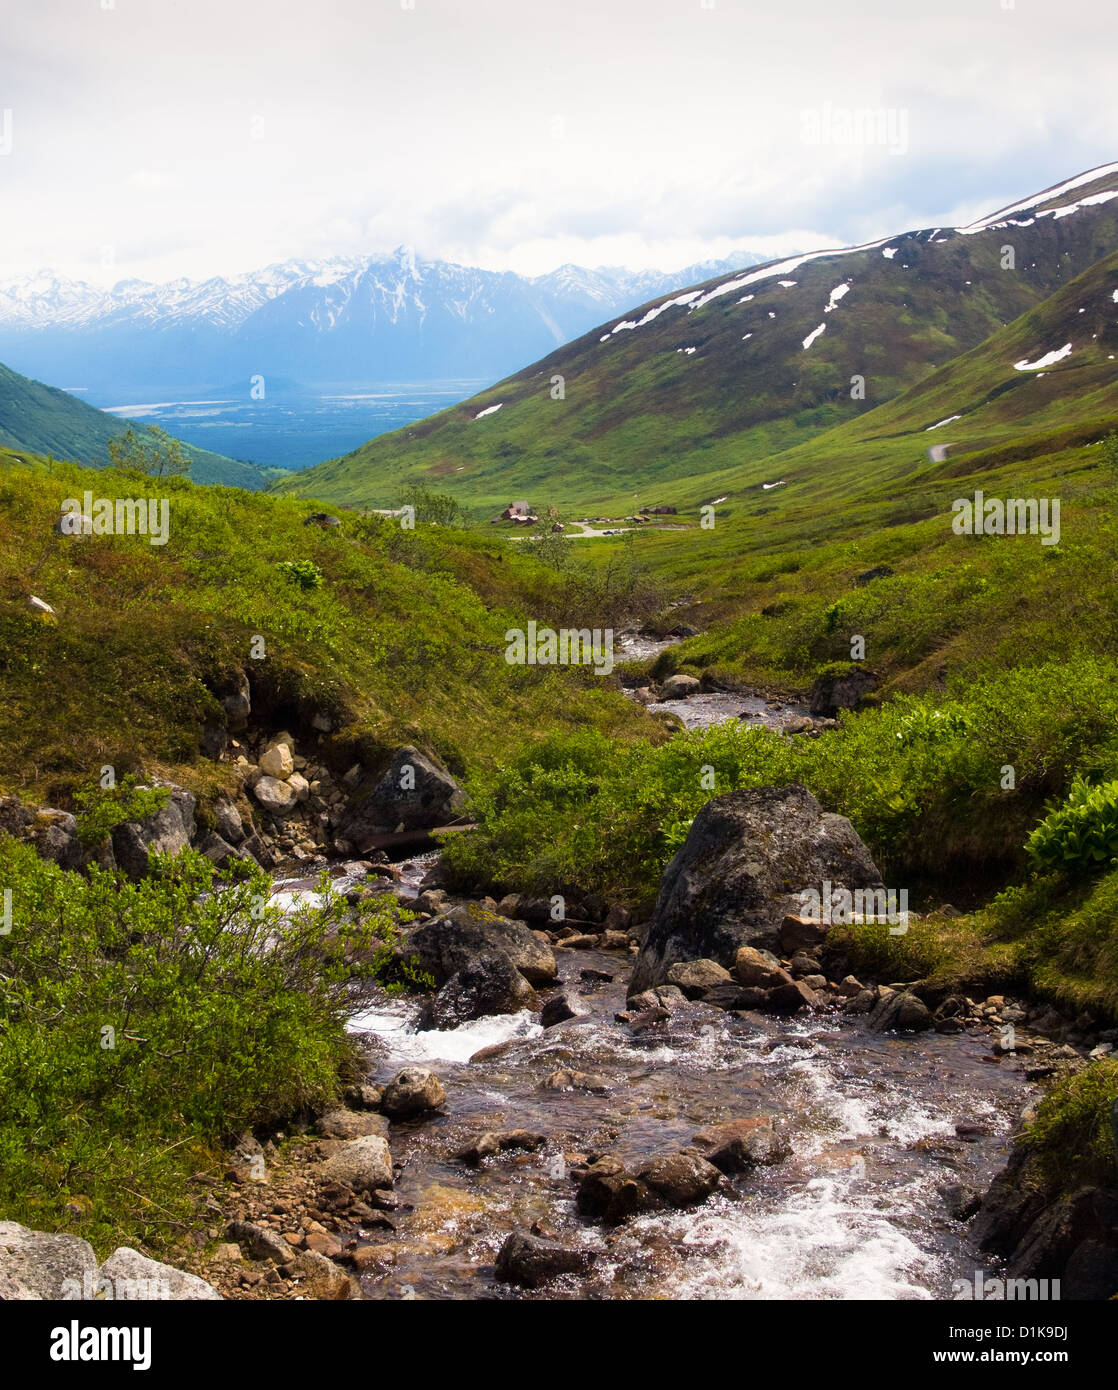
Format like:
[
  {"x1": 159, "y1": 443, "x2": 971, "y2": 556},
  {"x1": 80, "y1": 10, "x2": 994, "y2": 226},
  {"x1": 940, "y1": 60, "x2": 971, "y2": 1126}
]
[{"x1": 0, "y1": 454, "x2": 659, "y2": 808}]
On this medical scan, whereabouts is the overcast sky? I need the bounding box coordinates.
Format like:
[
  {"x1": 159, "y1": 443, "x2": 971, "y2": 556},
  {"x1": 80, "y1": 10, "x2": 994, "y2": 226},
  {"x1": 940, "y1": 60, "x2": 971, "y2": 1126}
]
[{"x1": 1, "y1": 0, "x2": 1114, "y2": 286}]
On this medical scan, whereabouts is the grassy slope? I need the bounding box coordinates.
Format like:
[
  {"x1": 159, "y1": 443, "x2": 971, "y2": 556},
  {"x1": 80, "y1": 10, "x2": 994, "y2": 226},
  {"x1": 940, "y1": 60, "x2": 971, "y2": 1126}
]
[
  {"x1": 278, "y1": 168, "x2": 1118, "y2": 515},
  {"x1": 0, "y1": 450, "x2": 655, "y2": 808},
  {"x1": 0, "y1": 360, "x2": 270, "y2": 490},
  {"x1": 570, "y1": 250, "x2": 1118, "y2": 693}
]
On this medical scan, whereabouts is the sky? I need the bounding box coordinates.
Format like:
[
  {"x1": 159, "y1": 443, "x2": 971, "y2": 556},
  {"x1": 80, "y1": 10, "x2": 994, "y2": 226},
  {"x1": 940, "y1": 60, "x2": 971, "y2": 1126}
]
[{"x1": 0, "y1": 0, "x2": 1115, "y2": 287}]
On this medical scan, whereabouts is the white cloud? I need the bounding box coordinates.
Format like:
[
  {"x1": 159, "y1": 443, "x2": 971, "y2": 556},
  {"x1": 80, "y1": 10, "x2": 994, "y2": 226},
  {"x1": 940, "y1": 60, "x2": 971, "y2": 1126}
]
[{"x1": 0, "y1": 0, "x2": 1113, "y2": 285}]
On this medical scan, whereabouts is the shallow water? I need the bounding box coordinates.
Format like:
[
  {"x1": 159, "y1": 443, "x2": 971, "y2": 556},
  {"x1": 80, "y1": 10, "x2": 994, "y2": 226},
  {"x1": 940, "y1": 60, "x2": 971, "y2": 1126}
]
[
  {"x1": 647, "y1": 691, "x2": 813, "y2": 731},
  {"x1": 614, "y1": 630, "x2": 811, "y2": 731},
  {"x1": 345, "y1": 949, "x2": 1032, "y2": 1301}
]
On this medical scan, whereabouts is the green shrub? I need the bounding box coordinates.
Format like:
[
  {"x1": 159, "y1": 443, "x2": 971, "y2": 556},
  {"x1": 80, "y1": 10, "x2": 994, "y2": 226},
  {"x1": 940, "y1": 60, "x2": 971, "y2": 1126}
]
[
  {"x1": 1026, "y1": 777, "x2": 1118, "y2": 872},
  {"x1": 73, "y1": 774, "x2": 170, "y2": 848},
  {"x1": 276, "y1": 558, "x2": 324, "y2": 590},
  {"x1": 0, "y1": 836, "x2": 412, "y2": 1252},
  {"x1": 1020, "y1": 1060, "x2": 1118, "y2": 1188}
]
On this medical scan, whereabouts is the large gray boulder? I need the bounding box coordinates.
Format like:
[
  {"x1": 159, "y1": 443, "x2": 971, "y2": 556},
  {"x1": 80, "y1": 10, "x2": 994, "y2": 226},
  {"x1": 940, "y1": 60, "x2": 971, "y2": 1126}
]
[
  {"x1": 99, "y1": 1247, "x2": 223, "y2": 1300},
  {"x1": 111, "y1": 784, "x2": 196, "y2": 881},
  {"x1": 423, "y1": 951, "x2": 537, "y2": 1029},
  {"x1": 630, "y1": 784, "x2": 882, "y2": 993},
  {"x1": 0, "y1": 1221, "x2": 99, "y2": 1300},
  {"x1": 0, "y1": 1222, "x2": 222, "y2": 1300},
  {"x1": 318, "y1": 1135, "x2": 394, "y2": 1192},
  {"x1": 343, "y1": 746, "x2": 466, "y2": 839},
  {"x1": 30, "y1": 809, "x2": 82, "y2": 871},
  {"x1": 252, "y1": 775, "x2": 298, "y2": 817},
  {"x1": 809, "y1": 667, "x2": 878, "y2": 717},
  {"x1": 380, "y1": 1067, "x2": 447, "y2": 1118},
  {"x1": 405, "y1": 903, "x2": 557, "y2": 987}
]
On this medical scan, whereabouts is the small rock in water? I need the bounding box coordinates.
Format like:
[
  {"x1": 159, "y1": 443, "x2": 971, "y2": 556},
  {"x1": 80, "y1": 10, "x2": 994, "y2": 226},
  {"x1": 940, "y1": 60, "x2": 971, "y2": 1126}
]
[
  {"x1": 626, "y1": 1006, "x2": 672, "y2": 1032},
  {"x1": 700, "y1": 983, "x2": 751, "y2": 1010},
  {"x1": 660, "y1": 674, "x2": 701, "y2": 699},
  {"x1": 665, "y1": 958, "x2": 733, "y2": 999},
  {"x1": 637, "y1": 1151, "x2": 722, "y2": 1208},
  {"x1": 381, "y1": 1068, "x2": 447, "y2": 1119},
  {"x1": 540, "y1": 991, "x2": 588, "y2": 1027},
  {"x1": 690, "y1": 1117, "x2": 790, "y2": 1172},
  {"x1": 577, "y1": 1158, "x2": 653, "y2": 1224},
  {"x1": 733, "y1": 947, "x2": 789, "y2": 989},
  {"x1": 494, "y1": 1231, "x2": 599, "y2": 1288},
  {"x1": 423, "y1": 951, "x2": 537, "y2": 1029},
  {"x1": 765, "y1": 979, "x2": 818, "y2": 1015},
  {"x1": 344, "y1": 1083, "x2": 385, "y2": 1111},
  {"x1": 870, "y1": 991, "x2": 932, "y2": 1032},
  {"x1": 940, "y1": 1183, "x2": 982, "y2": 1221},
  {"x1": 540, "y1": 1069, "x2": 609, "y2": 1095},
  {"x1": 457, "y1": 1130, "x2": 546, "y2": 1166}
]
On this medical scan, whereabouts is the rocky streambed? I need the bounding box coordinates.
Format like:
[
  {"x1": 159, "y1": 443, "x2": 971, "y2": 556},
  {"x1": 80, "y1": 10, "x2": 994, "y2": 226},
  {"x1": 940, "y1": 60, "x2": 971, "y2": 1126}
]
[
  {"x1": 614, "y1": 630, "x2": 818, "y2": 734},
  {"x1": 217, "y1": 843, "x2": 1103, "y2": 1304},
  {"x1": 342, "y1": 952, "x2": 1036, "y2": 1301}
]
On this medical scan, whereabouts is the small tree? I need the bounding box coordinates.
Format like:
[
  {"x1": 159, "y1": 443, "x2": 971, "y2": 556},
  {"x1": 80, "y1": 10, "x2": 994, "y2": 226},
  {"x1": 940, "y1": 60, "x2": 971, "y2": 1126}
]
[
  {"x1": 399, "y1": 484, "x2": 462, "y2": 527},
  {"x1": 529, "y1": 521, "x2": 574, "y2": 572},
  {"x1": 109, "y1": 424, "x2": 192, "y2": 478}
]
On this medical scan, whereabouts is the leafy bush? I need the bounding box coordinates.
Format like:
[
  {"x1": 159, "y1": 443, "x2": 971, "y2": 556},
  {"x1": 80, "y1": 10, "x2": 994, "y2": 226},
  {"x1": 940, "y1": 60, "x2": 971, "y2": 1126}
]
[
  {"x1": 72, "y1": 774, "x2": 171, "y2": 848},
  {"x1": 397, "y1": 485, "x2": 463, "y2": 528},
  {"x1": 1026, "y1": 777, "x2": 1118, "y2": 872},
  {"x1": 276, "y1": 558, "x2": 324, "y2": 590},
  {"x1": 0, "y1": 836, "x2": 412, "y2": 1252}
]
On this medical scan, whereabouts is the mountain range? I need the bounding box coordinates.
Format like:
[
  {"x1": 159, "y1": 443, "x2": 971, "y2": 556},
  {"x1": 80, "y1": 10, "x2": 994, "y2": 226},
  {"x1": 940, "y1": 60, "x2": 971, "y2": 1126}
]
[
  {"x1": 281, "y1": 162, "x2": 1118, "y2": 514},
  {"x1": 0, "y1": 250, "x2": 768, "y2": 398}
]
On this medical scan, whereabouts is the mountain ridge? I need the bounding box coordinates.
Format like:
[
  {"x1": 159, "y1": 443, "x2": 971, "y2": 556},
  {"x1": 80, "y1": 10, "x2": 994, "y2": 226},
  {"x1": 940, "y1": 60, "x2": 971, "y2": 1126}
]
[
  {"x1": 0, "y1": 249, "x2": 770, "y2": 396},
  {"x1": 279, "y1": 162, "x2": 1118, "y2": 514}
]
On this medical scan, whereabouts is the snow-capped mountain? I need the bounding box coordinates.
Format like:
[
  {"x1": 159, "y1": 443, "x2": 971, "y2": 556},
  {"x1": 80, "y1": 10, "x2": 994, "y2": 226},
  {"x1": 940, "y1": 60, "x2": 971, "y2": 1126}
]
[{"x1": 0, "y1": 249, "x2": 768, "y2": 396}]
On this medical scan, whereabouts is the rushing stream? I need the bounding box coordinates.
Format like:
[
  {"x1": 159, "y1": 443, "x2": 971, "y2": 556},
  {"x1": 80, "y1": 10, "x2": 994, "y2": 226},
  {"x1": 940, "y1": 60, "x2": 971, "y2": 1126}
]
[
  {"x1": 264, "y1": 856, "x2": 1035, "y2": 1301},
  {"x1": 268, "y1": 644, "x2": 1034, "y2": 1302},
  {"x1": 343, "y1": 951, "x2": 1031, "y2": 1301}
]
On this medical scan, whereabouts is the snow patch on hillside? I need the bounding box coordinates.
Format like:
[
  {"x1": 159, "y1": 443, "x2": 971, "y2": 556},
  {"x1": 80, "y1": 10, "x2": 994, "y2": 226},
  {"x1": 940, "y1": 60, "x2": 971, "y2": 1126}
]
[
  {"x1": 802, "y1": 323, "x2": 827, "y2": 350},
  {"x1": 925, "y1": 414, "x2": 961, "y2": 430},
  {"x1": 607, "y1": 290, "x2": 702, "y2": 337},
  {"x1": 824, "y1": 283, "x2": 850, "y2": 313},
  {"x1": 1013, "y1": 344, "x2": 1073, "y2": 371},
  {"x1": 474, "y1": 402, "x2": 503, "y2": 419},
  {"x1": 689, "y1": 236, "x2": 889, "y2": 312}
]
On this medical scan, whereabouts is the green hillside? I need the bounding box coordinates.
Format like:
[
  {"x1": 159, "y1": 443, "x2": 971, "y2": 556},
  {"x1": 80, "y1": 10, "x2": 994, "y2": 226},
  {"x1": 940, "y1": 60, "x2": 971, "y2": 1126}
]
[
  {"x1": 0, "y1": 450, "x2": 655, "y2": 807},
  {"x1": 0, "y1": 360, "x2": 271, "y2": 490},
  {"x1": 278, "y1": 165, "x2": 1118, "y2": 515}
]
